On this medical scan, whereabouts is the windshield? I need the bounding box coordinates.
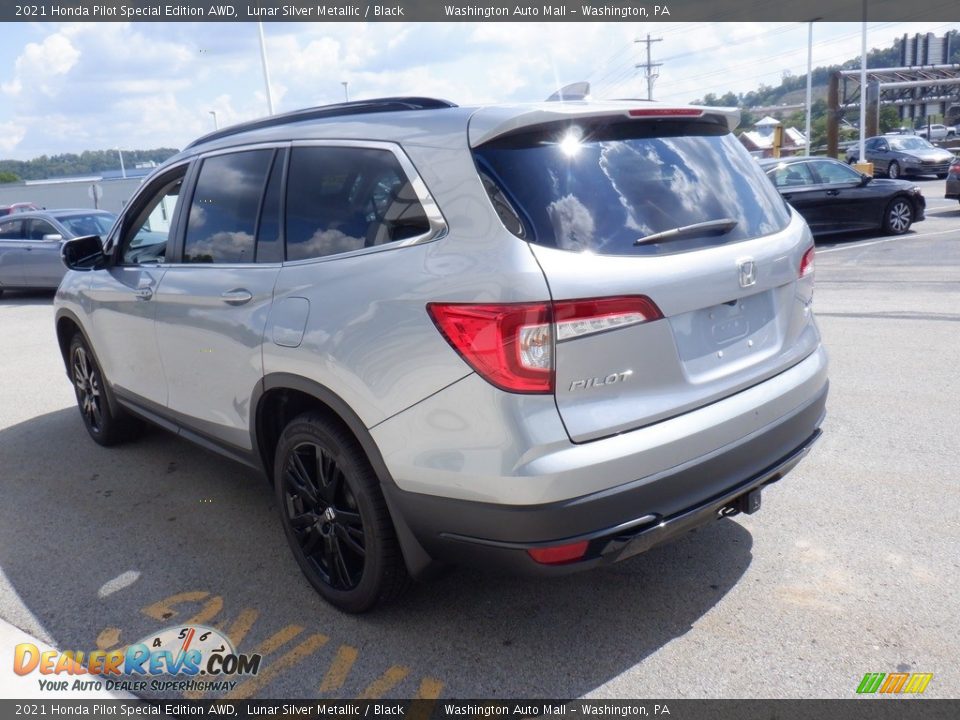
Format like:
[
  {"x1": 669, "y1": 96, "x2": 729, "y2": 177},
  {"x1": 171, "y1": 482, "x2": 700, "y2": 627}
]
[
  {"x1": 473, "y1": 119, "x2": 790, "y2": 256},
  {"x1": 890, "y1": 137, "x2": 934, "y2": 151},
  {"x1": 56, "y1": 213, "x2": 117, "y2": 237}
]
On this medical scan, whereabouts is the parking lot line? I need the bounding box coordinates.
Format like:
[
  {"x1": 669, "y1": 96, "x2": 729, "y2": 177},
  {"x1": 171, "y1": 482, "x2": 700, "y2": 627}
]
[{"x1": 818, "y1": 227, "x2": 958, "y2": 254}]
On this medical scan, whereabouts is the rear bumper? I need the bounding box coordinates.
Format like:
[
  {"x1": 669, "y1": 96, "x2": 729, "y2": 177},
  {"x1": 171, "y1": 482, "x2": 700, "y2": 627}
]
[{"x1": 384, "y1": 380, "x2": 827, "y2": 576}]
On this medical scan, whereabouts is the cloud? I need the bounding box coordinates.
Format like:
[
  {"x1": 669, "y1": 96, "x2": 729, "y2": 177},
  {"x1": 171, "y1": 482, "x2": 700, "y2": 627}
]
[{"x1": 2, "y1": 31, "x2": 80, "y2": 97}]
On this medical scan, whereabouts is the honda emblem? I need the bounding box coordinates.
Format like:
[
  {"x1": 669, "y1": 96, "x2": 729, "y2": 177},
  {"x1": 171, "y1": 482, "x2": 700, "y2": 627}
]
[{"x1": 738, "y1": 259, "x2": 757, "y2": 288}]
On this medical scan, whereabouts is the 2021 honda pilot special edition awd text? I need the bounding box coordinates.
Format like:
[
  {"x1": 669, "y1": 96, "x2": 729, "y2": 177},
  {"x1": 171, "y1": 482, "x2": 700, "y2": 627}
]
[{"x1": 54, "y1": 98, "x2": 828, "y2": 612}]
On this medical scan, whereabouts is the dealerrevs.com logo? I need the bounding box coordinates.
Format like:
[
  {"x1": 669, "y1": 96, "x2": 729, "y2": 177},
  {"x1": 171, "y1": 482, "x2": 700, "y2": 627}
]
[{"x1": 13, "y1": 625, "x2": 261, "y2": 694}]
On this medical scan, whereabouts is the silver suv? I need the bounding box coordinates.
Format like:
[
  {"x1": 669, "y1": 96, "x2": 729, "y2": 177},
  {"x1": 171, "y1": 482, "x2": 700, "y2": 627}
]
[{"x1": 54, "y1": 98, "x2": 828, "y2": 612}]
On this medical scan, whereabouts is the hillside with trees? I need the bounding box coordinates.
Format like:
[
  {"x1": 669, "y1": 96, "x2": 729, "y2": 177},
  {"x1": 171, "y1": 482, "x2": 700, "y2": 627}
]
[{"x1": 0, "y1": 148, "x2": 179, "y2": 184}]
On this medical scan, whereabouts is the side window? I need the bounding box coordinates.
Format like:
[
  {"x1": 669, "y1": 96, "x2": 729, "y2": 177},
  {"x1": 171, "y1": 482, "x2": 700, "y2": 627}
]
[
  {"x1": 769, "y1": 163, "x2": 815, "y2": 188},
  {"x1": 183, "y1": 150, "x2": 273, "y2": 264},
  {"x1": 0, "y1": 219, "x2": 24, "y2": 240},
  {"x1": 285, "y1": 146, "x2": 431, "y2": 262},
  {"x1": 813, "y1": 161, "x2": 861, "y2": 185},
  {"x1": 26, "y1": 219, "x2": 58, "y2": 240},
  {"x1": 120, "y1": 169, "x2": 186, "y2": 265}
]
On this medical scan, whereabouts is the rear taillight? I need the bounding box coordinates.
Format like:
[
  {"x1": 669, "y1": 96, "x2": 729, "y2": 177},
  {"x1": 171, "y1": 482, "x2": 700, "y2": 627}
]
[
  {"x1": 799, "y1": 246, "x2": 815, "y2": 279},
  {"x1": 427, "y1": 296, "x2": 662, "y2": 394},
  {"x1": 950, "y1": 161, "x2": 960, "y2": 175}
]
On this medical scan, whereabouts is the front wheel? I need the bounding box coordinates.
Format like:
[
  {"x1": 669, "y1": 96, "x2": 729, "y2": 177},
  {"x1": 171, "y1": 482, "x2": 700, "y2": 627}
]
[
  {"x1": 887, "y1": 161, "x2": 901, "y2": 179},
  {"x1": 274, "y1": 413, "x2": 409, "y2": 613},
  {"x1": 69, "y1": 333, "x2": 138, "y2": 446},
  {"x1": 883, "y1": 197, "x2": 913, "y2": 235}
]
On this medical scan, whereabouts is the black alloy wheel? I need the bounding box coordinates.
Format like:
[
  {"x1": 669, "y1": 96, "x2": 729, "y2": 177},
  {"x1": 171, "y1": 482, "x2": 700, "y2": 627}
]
[
  {"x1": 274, "y1": 413, "x2": 409, "y2": 612},
  {"x1": 284, "y1": 440, "x2": 366, "y2": 591},
  {"x1": 69, "y1": 333, "x2": 136, "y2": 446}
]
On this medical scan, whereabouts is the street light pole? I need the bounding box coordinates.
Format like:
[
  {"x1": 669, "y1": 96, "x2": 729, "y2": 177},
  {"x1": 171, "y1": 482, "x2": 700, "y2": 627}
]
[
  {"x1": 117, "y1": 148, "x2": 126, "y2": 179},
  {"x1": 805, "y1": 20, "x2": 819, "y2": 157},
  {"x1": 342, "y1": 81, "x2": 349, "y2": 102},
  {"x1": 209, "y1": 110, "x2": 219, "y2": 130},
  {"x1": 258, "y1": 22, "x2": 275, "y2": 115},
  {"x1": 859, "y1": 4, "x2": 867, "y2": 164}
]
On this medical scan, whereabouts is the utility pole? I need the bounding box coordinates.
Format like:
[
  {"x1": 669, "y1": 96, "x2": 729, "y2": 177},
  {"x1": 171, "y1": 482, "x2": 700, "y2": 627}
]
[{"x1": 635, "y1": 34, "x2": 663, "y2": 101}]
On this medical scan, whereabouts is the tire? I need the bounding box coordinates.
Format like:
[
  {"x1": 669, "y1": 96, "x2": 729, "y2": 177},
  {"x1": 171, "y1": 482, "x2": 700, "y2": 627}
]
[
  {"x1": 887, "y1": 161, "x2": 900, "y2": 180},
  {"x1": 274, "y1": 412, "x2": 409, "y2": 613},
  {"x1": 69, "y1": 333, "x2": 139, "y2": 446},
  {"x1": 937, "y1": 173, "x2": 948, "y2": 180},
  {"x1": 883, "y1": 197, "x2": 913, "y2": 235}
]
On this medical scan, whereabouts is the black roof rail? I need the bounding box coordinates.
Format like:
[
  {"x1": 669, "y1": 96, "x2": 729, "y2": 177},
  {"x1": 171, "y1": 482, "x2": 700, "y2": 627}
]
[{"x1": 186, "y1": 97, "x2": 459, "y2": 149}]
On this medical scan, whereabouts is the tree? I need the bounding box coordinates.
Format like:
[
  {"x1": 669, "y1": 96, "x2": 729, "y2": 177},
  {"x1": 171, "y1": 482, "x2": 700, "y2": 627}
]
[
  {"x1": 0, "y1": 171, "x2": 19, "y2": 184},
  {"x1": 879, "y1": 105, "x2": 902, "y2": 133}
]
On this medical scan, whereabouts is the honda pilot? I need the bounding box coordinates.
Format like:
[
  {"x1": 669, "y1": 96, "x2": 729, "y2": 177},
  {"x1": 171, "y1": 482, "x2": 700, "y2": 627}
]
[{"x1": 54, "y1": 98, "x2": 828, "y2": 612}]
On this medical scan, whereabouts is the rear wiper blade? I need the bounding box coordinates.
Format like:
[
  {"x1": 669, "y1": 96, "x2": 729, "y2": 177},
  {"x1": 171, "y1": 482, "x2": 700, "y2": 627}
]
[{"x1": 634, "y1": 218, "x2": 738, "y2": 246}]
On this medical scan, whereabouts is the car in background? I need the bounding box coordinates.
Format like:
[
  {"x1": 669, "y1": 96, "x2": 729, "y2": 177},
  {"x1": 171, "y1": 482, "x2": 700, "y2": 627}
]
[
  {"x1": 761, "y1": 156, "x2": 925, "y2": 236},
  {"x1": 0, "y1": 209, "x2": 116, "y2": 294},
  {"x1": 0, "y1": 202, "x2": 41, "y2": 217},
  {"x1": 944, "y1": 158, "x2": 960, "y2": 204},
  {"x1": 915, "y1": 124, "x2": 954, "y2": 141},
  {"x1": 845, "y1": 135, "x2": 955, "y2": 179}
]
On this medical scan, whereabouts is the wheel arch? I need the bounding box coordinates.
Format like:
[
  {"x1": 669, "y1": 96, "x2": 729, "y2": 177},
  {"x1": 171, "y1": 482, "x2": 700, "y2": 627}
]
[
  {"x1": 252, "y1": 373, "x2": 436, "y2": 578},
  {"x1": 54, "y1": 309, "x2": 85, "y2": 375}
]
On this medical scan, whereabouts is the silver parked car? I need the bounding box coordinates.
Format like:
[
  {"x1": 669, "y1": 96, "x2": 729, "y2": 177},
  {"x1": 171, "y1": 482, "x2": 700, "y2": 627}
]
[
  {"x1": 0, "y1": 209, "x2": 116, "y2": 294},
  {"x1": 845, "y1": 135, "x2": 955, "y2": 179},
  {"x1": 54, "y1": 98, "x2": 828, "y2": 612}
]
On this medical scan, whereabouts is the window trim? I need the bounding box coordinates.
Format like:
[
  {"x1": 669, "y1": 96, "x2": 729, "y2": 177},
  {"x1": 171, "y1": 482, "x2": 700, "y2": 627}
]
[
  {"x1": 281, "y1": 139, "x2": 448, "y2": 267},
  {"x1": 110, "y1": 160, "x2": 193, "y2": 267}
]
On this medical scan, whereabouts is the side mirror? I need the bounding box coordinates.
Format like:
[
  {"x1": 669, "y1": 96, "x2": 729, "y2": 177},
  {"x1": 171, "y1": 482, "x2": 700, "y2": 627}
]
[
  {"x1": 42, "y1": 233, "x2": 64, "y2": 242},
  {"x1": 859, "y1": 174, "x2": 872, "y2": 187},
  {"x1": 61, "y1": 235, "x2": 107, "y2": 270}
]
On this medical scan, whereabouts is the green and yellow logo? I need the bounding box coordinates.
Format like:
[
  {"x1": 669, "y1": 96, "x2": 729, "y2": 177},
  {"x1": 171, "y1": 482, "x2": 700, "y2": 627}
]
[{"x1": 857, "y1": 672, "x2": 933, "y2": 694}]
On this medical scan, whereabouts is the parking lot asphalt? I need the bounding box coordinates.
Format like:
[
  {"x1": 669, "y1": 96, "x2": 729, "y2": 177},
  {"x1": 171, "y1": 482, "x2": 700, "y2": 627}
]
[{"x1": 1, "y1": 178, "x2": 957, "y2": 700}]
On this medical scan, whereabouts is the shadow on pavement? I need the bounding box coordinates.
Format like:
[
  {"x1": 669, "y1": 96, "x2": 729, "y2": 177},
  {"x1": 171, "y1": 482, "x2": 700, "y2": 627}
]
[{"x1": 0, "y1": 407, "x2": 754, "y2": 698}]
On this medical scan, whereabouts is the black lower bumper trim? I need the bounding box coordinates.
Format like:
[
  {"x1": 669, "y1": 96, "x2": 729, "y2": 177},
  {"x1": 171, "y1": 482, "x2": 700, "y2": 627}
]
[{"x1": 384, "y1": 382, "x2": 827, "y2": 576}]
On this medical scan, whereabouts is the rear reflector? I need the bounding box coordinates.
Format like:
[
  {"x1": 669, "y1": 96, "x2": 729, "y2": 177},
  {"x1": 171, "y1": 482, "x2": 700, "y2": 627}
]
[
  {"x1": 628, "y1": 108, "x2": 703, "y2": 118},
  {"x1": 799, "y1": 246, "x2": 815, "y2": 279},
  {"x1": 527, "y1": 541, "x2": 589, "y2": 565},
  {"x1": 427, "y1": 296, "x2": 662, "y2": 394}
]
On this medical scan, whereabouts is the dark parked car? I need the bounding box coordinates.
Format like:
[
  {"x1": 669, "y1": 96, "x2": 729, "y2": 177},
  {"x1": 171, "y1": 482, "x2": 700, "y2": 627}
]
[
  {"x1": 944, "y1": 158, "x2": 960, "y2": 203},
  {"x1": 0, "y1": 202, "x2": 41, "y2": 217},
  {"x1": 0, "y1": 209, "x2": 116, "y2": 293},
  {"x1": 761, "y1": 157, "x2": 925, "y2": 236},
  {"x1": 845, "y1": 135, "x2": 954, "y2": 179}
]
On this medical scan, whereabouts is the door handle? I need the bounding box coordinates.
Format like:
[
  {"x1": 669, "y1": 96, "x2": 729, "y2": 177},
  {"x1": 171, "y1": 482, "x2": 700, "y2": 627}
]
[
  {"x1": 221, "y1": 289, "x2": 253, "y2": 306},
  {"x1": 826, "y1": 190, "x2": 841, "y2": 196},
  {"x1": 135, "y1": 287, "x2": 154, "y2": 300}
]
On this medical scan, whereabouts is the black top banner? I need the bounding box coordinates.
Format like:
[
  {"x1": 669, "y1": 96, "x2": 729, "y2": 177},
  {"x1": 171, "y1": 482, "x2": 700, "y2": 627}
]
[{"x1": 3, "y1": 0, "x2": 960, "y2": 22}]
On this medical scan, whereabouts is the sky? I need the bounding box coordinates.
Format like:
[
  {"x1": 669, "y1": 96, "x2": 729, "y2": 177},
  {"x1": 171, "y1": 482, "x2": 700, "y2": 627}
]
[{"x1": 0, "y1": 20, "x2": 958, "y2": 161}]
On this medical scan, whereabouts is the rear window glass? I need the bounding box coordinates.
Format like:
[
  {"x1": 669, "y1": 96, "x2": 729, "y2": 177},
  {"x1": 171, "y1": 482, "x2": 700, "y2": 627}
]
[{"x1": 473, "y1": 119, "x2": 791, "y2": 255}]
